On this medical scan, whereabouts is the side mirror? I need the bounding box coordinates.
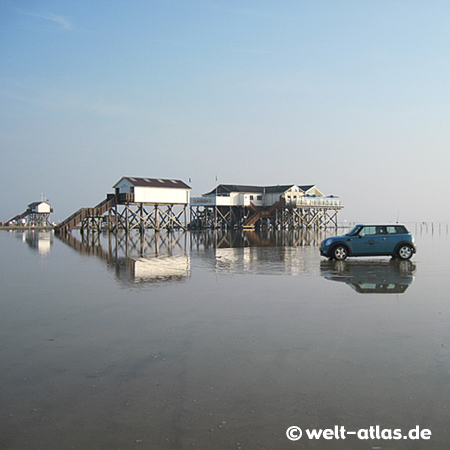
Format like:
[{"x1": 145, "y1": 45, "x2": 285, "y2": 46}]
[{"x1": 359, "y1": 233, "x2": 365, "y2": 238}]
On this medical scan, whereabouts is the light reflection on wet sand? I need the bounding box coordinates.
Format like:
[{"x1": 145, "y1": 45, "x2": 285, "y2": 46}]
[{"x1": 1, "y1": 228, "x2": 450, "y2": 449}]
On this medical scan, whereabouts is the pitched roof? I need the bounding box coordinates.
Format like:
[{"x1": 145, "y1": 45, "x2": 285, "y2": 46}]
[
  {"x1": 114, "y1": 177, "x2": 191, "y2": 189},
  {"x1": 204, "y1": 184, "x2": 265, "y2": 195},
  {"x1": 298, "y1": 185, "x2": 315, "y2": 192},
  {"x1": 263, "y1": 185, "x2": 298, "y2": 194},
  {"x1": 203, "y1": 184, "x2": 315, "y2": 196},
  {"x1": 28, "y1": 201, "x2": 51, "y2": 208}
]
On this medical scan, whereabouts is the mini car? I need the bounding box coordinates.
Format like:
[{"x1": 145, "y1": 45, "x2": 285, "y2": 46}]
[{"x1": 320, "y1": 224, "x2": 416, "y2": 260}]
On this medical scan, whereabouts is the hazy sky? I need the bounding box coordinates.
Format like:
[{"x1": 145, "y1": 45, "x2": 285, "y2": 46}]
[{"x1": 1, "y1": 0, "x2": 450, "y2": 223}]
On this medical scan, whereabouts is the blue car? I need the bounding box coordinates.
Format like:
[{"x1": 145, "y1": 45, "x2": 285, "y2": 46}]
[{"x1": 320, "y1": 224, "x2": 416, "y2": 260}]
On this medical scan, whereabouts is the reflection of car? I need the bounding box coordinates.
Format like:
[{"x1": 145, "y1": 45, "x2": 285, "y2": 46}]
[
  {"x1": 320, "y1": 259, "x2": 415, "y2": 294},
  {"x1": 320, "y1": 224, "x2": 416, "y2": 260}
]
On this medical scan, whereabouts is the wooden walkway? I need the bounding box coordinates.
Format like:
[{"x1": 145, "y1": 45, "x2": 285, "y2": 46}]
[{"x1": 54, "y1": 194, "x2": 116, "y2": 235}]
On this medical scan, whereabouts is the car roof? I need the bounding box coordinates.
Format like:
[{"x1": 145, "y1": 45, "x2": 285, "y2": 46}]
[{"x1": 352, "y1": 223, "x2": 408, "y2": 227}]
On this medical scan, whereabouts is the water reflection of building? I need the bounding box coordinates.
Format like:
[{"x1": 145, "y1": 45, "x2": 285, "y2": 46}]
[
  {"x1": 320, "y1": 260, "x2": 416, "y2": 294},
  {"x1": 21, "y1": 230, "x2": 53, "y2": 255},
  {"x1": 189, "y1": 228, "x2": 328, "y2": 249},
  {"x1": 214, "y1": 246, "x2": 317, "y2": 276},
  {"x1": 126, "y1": 256, "x2": 190, "y2": 283},
  {"x1": 59, "y1": 231, "x2": 190, "y2": 285},
  {"x1": 57, "y1": 229, "x2": 365, "y2": 282},
  {"x1": 190, "y1": 229, "x2": 325, "y2": 276}
]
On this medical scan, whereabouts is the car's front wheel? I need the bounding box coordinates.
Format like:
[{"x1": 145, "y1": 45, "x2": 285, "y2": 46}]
[
  {"x1": 397, "y1": 244, "x2": 413, "y2": 260},
  {"x1": 332, "y1": 245, "x2": 348, "y2": 260}
]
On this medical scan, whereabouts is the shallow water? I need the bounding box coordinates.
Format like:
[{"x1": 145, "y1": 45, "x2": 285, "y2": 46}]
[{"x1": 1, "y1": 227, "x2": 450, "y2": 449}]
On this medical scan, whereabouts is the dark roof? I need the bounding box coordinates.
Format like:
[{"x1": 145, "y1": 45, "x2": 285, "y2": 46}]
[
  {"x1": 263, "y1": 185, "x2": 298, "y2": 194},
  {"x1": 27, "y1": 201, "x2": 50, "y2": 208},
  {"x1": 298, "y1": 185, "x2": 315, "y2": 192},
  {"x1": 204, "y1": 184, "x2": 316, "y2": 196},
  {"x1": 114, "y1": 177, "x2": 191, "y2": 190},
  {"x1": 204, "y1": 184, "x2": 265, "y2": 195}
]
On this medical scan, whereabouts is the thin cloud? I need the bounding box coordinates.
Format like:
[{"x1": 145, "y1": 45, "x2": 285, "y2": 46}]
[{"x1": 18, "y1": 10, "x2": 72, "y2": 30}]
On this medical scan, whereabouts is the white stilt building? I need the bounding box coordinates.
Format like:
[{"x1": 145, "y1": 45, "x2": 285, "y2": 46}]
[
  {"x1": 55, "y1": 177, "x2": 191, "y2": 235},
  {"x1": 190, "y1": 183, "x2": 342, "y2": 229}
]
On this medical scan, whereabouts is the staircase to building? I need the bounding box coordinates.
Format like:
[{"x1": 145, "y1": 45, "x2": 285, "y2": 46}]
[
  {"x1": 54, "y1": 194, "x2": 116, "y2": 235},
  {"x1": 242, "y1": 199, "x2": 285, "y2": 229},
  {"x1": 7, "y1": 210, "x2": 30, "y2": 224}
]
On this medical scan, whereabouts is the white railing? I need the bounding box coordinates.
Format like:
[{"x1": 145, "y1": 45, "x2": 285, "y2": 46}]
[
  {"x1": 191, "y1": 195, "x2": 342, "y2": 208},
  {"x1": 287, "y1": 196, "x2": 341, "y2": 207},
  {"x1": 191, "y1": 196, "x2": 216, "y2": 206}
]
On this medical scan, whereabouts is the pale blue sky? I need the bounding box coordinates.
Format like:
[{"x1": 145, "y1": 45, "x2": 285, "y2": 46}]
[{"x1": 1, "y1": 0, "x2": 450, "y2": 222}]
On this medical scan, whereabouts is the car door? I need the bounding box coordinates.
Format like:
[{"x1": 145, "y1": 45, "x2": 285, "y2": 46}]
[
  {"x1": 376, "y1": 226, "x2": 394, "y2": 253},
  {"x1": 383, "y1": 225, "x2": 404, "y2": 254},
  {"x1": 350, "y1": 226, "x2": 385, "y2": 255}
]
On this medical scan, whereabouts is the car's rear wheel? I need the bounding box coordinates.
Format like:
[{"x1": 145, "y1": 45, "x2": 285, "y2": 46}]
[
  {"x1": 397, "y1": 244, "x2": 413, "y2": 260},
  {"x1": 332, "y1": 245, "x2": 348, "y2": 260}
]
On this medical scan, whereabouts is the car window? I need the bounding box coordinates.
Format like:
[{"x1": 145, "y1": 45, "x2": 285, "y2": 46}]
[
  {"x1": 386, "y1": 226, "x2": 408, "y2": 234},
  {"x1": 346, "y1": 226, "x2": 362, "y2": 236},
  {"x1": 360, "y1": 226, "x2": 376, "y2": 236}
]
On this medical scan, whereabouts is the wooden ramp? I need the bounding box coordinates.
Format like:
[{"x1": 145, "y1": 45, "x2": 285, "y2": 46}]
[
  {"x1": 242, "y1": 200, "x2": 284, "y2": 229},
  {"x1": 54, "y1": 194, "x2": 116, "y2": 235},
  {"x1": 8, "y1": 210, "x2": 30, "y2": 224}
]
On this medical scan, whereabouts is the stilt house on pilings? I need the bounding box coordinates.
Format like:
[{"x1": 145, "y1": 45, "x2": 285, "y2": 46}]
[
  {"x1": 8, "y1": 201, "x2": 53, "y2": 227},
  {"x1": 189, "y1": 184, "x2": 342, "y2": 230},
  {"x1": 54, "y1": 177, "x2": 191, "y2": 235}
]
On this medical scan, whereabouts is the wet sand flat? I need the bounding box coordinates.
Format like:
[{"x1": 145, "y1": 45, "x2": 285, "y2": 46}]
[{"x1": 1, "y1": 227, "x2": 449, "y2": 449}]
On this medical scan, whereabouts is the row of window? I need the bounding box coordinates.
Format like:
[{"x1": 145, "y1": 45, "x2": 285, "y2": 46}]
[{"x1": 349, "y1": 225, "x2": 408, "y2": 236}]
